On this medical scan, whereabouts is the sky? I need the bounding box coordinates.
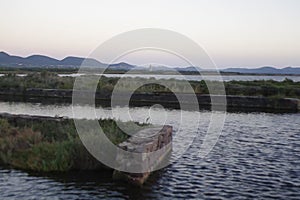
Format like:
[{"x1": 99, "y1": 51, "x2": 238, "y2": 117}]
[{"x1": 0, "y1": 0, "x2": 300, "y2": 68}]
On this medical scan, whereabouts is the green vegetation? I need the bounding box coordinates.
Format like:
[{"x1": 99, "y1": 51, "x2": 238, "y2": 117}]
[
  {"x1": 0, "y1": 72, "x2": 299, "y2": 98},
  {"x1": 0, "y1": 117, "x2": 146, "y2": 172},
  {"x1": 222, "y1": 79, "x2": 300, "y2": 98},
  {"x1": 0, "y1": 72, "x2": 74, "y2": 90},
  {"x1": 188, "y1": 78, "x2": 300, "y2": 98},
  {"x1": 0, "y1": 66, "x2": 240, "y2": 75}
]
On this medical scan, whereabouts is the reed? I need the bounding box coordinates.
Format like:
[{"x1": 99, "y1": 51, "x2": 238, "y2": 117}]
[{"x1": 0, "y1": 118, "x2": 147, "y2": 171}]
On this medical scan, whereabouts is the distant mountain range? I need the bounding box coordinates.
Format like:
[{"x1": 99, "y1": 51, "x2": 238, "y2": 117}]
[
  {"x1": 0, "y1": 51, "x2": 103, "y2": 67},
  {"x1": 222, "y1": 67, "x2": 300, "y2": 75},
  {"x1": 0, "y1": 51, "x2": 135, "y2": 70},
  {"x1": 0, "y1": 51, "x2": 299, "y2": 75}
]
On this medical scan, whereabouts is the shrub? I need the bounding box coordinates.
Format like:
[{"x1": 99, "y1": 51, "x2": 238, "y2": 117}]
[{"x1": 0, "y1": 117, "x2": 145, "y2": 171}]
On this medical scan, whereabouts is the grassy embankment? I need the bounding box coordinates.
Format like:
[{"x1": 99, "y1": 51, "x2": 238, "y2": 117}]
[
  {"x1": 0, "y1": 72, "x2": 299, "y2": 98},
  {"x1": 0, "y1": 117, "x2": 146, "y2": 172},
  {"x1": 0, "y1": 66, "x2": 243, "y2": 75}
]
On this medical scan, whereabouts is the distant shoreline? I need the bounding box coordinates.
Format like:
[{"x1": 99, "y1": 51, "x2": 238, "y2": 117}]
[
  {"x1": 1, "y1": 68, "x2": 300, "y2": 76},
  {"x1": 0, "y1": 89, "x2": 298, "y2": 113}
]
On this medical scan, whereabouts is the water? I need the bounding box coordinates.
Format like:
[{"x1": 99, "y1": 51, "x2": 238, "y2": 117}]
[
  {"x1": 0, "y1": 74, "x2": 27, "y2": 77},
  {"x1": 60, "y1": 73, "x2": 300, "y2": 82},
  {"x1": 0, "y1": 101, "x2": 299, "y2": 199},
  {"x1": 1, "y1": 73, "x2": 300, "y2": 82}
]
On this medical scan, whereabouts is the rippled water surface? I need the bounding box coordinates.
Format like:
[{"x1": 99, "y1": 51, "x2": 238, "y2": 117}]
[
  {"x1": 60, "y1": 73, "x2": 300, "y2": 82},
  {"x1": 0, "y1": 102, "x2": 299, "y2": 199},
  {"x1": 1, "y1": 73, "x2": 300, "y2": 82}
]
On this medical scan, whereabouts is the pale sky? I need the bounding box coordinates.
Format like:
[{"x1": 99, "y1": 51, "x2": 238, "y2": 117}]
[{"x1": 0, "y1": 0, "x2": 300, "y2": 68}]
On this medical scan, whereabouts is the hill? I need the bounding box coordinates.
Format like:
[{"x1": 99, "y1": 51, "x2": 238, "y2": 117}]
[
  {"x1": 222, "y1": 66, "x2": 300, "y2": 75},
  {"x1": 0, "y1": 52, "x2": 299, "y2": 74}
]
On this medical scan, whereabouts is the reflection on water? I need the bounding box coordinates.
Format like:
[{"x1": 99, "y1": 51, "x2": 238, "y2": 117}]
[
  {"x1": 61, "y1": 73, "x2": 300, "y2": 82},
  {"x1": 0, "y1": 101, "x2": 299, "y2": 199},
  {"x1": 1, "y1": 73, "x2": 300, "y2": 81}
]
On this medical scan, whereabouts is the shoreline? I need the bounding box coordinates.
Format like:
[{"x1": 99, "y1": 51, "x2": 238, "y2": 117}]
[
  {"x1": 0, "y1": 113, "x2": 172, "y2": 185},
  {"x1": 0, "y1": 89, "x2": 299, "y2": 113},
  {"x1": 0, "y1": 113, "x2": 129, "y2": 172},
  {"x1": 1, "y1": 68, "x2": 300, "y2": 76}
]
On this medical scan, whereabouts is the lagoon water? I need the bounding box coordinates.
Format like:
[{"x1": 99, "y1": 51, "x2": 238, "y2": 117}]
[
  {"x1": 1, "y1": 73, "x2": 300, "y2": 82},
  {"x1": 60, "y1": 73, "x2": 300, "y2": 82},
  {"x1": 0, "y1": 101, "x2": 299, "y2": 199}
]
